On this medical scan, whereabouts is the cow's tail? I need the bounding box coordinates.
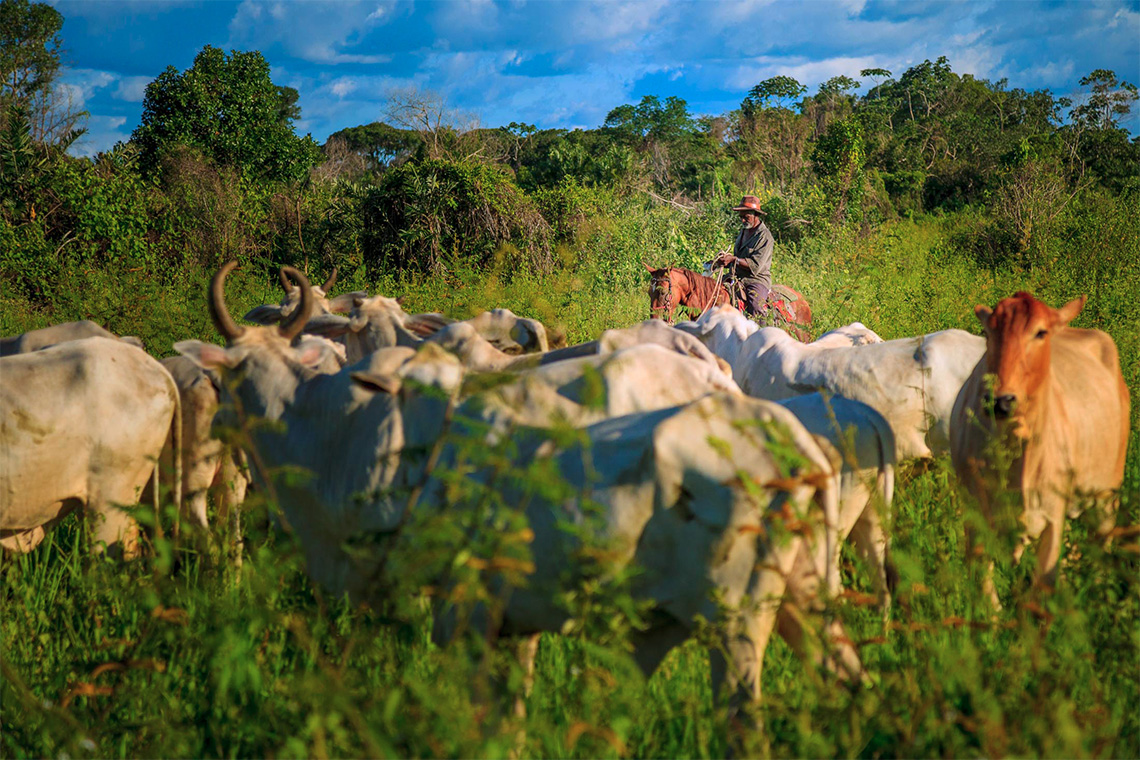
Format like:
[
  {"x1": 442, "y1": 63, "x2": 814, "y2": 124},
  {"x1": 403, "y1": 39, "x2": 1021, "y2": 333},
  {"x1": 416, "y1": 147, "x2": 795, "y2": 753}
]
[{"x1": 158, "y1": 365, "x2": 183, "y2": 539}]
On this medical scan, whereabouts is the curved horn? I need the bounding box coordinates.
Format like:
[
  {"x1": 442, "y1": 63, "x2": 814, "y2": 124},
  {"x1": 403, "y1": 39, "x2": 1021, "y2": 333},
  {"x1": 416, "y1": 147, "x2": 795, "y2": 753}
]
[
  {"x1": 279, "y1": 268, "x2": 293, "y2": 292},
  {"x1": 209, "y1": 261, "x2": 246, "y2": 342},
  {"x1": 321, "y1": 266, "x2": 338, "y2": 293},
  {"x1": 278, "y1": 266, "x2": 313, "y2": 342}
]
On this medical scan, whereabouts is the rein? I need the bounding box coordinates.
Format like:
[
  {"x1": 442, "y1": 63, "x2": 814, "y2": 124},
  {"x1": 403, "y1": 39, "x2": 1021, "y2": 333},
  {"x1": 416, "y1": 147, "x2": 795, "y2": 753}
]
[{"x1": 697, "y1": 266, "x2": 727, "y2": 320}]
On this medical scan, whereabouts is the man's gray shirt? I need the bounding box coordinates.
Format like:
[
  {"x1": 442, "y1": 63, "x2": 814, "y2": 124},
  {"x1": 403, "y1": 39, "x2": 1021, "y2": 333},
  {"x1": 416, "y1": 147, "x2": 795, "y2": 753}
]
[{"x1": 732, "y1": 222, "x2": 773, "y2": 291}]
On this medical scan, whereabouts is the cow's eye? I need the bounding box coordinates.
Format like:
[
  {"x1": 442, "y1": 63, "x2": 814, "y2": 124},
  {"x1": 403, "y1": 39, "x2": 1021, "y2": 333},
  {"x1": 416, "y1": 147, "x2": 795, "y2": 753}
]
[{"x1": 1035, "y1": 329, "x2": 1048, "y2": 339}]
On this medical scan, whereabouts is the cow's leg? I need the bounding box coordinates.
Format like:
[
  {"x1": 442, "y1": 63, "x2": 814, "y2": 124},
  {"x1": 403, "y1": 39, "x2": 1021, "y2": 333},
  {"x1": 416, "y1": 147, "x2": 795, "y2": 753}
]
[
  {"x1": 966, "y1": 520, "x2": 1003, "y2": 611},
  {"x1": 1093, "y1": 492, "x2": 1118, "y2": 545},
  {"x1": 778, "y1": 548, "x2": 864, "y2": 682},
  {"x1": 1034, "y1": 519, "x2": 1064, "y2": 592},
  {"x1": 849, "y1": 511, "x2": 891, "y2": 618},
  {"x1": 88, "y1": 473, "x2": 151, "y2": 559},
  {"x1": 513, "y1": 633, "x2": 541, "y2": 719},
  {"x1": 184, "y1": 490, "x2": 210, "y2": 530},
  {"x1": 89, "y1": 505, "x2": 140, "y2": 559},
  {"x1": 711, "y1": 573, "x2": 784, "y2": 705},
  {"x1": 213, "y1": 453, "x2": 249, "y2": 569},
  {"x1": 631, "y1": 613, "x2": 691, "y2": 678}
]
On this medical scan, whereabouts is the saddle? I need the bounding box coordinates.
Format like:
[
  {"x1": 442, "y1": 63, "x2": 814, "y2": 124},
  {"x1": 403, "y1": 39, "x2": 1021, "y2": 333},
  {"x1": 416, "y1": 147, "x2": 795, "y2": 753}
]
[{"x1": 727, "y1": 280, "x2": 797, "y2": 324}]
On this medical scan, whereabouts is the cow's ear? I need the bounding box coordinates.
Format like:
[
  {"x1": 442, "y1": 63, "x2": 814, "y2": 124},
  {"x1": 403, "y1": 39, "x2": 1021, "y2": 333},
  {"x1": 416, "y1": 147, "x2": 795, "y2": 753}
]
[
  {"x1": 643, "y1": 262, "x2": 656, "y2": 273},
  {"x1": 295, "y1": 337, "x2": 344, "y2": 368},
  {"x1": 303, "y1": 314, "x2": 351, "y2": 338},
  {"x1": 242, "y1": 305, "x2": 284, "y2": 325},
  {"x1": 295, "y1": 341, "x2": 327, "y2": 368},
  {"x1": 395, "y1": 295, "x2": 408, "y2": 306},
  {"x1": 174, "y1": 340, "x2": 238, "y2": 370},
  {"x1": 351, "y1": 371, "x2": 402, "y2": 395},
  {"x1": 1055, "y1": 295, "x2": 1087, "y2": 326},
  {"x1": 974, "y1": 304, "x2": 992, "y2": 326}
]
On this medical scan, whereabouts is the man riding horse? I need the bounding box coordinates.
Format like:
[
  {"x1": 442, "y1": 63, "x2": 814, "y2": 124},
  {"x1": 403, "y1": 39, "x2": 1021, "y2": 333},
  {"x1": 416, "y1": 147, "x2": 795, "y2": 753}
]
[{"x1": 714, "y1": 195, "x2": 773, "y2": 317}]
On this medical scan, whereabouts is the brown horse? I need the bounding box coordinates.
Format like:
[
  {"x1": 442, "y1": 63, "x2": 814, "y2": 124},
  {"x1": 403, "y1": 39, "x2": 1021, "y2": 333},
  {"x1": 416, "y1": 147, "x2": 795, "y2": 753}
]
[{"x1": 645, "y1": 264, "x2": 813, "y2": 340}]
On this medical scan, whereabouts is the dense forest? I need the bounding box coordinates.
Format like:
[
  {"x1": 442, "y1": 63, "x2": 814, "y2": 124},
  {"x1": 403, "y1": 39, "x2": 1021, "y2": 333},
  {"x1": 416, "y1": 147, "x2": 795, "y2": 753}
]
[{"x1": 2, "y1": 1, "x2": 1139, "y2": 757}]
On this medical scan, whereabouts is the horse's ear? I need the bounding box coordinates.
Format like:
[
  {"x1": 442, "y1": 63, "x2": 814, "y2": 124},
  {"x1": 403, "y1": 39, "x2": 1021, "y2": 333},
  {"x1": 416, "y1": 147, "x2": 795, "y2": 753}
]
[{"x1": 643, "y1": 262, "x2": 656, "y2": 273}]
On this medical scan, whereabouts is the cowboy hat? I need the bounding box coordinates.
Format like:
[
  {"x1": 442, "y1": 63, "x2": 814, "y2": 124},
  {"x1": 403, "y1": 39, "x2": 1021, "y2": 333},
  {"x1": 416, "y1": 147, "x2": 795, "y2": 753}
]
[{"x1": 731, "y1": 195, "x2": 766, "y2": 215}]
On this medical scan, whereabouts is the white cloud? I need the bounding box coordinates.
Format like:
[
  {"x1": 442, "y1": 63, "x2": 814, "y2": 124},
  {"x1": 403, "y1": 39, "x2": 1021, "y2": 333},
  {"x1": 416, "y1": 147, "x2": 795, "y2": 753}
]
[
  {"x1": 330, "y1": 78, "x2": 358, "y2": 98},
  {"x1": 56, "y1": 69, "x2": 117, "y2": 110},
  {"x1": 227, "y1": 0, "x2": 401, "y2": 65},
  {"x1": 113, "y1": 76, "x2": 152, "y2": 103}
]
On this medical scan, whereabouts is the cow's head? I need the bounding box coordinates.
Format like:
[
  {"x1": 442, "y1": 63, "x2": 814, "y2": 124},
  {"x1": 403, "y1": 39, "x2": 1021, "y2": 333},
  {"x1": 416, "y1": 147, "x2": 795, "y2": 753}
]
[
  {"x1": 301, "y1": 295, "x2": 435, "y2": 365},
  {"x1": 243, "y1": 267, "x2": 362, "y2": 325},
  {"x1": 176, "y1": 262, "x2": 331, "y2": 420},
  {"x1": 974, "y1": 291, "x2": 1085, "y2": 429}
]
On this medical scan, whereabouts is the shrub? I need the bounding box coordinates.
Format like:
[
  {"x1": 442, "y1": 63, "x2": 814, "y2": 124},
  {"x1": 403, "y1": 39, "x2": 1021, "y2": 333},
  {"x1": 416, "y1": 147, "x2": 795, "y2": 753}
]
[{"x1": 356, "y1": 159, "x2": 553, "y2": 276}]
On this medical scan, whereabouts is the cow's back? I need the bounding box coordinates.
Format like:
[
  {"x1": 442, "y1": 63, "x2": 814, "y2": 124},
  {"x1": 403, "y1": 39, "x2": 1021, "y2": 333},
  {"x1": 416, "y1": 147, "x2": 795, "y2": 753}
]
[
  {"x1": 783, "y1": 330, "x2": 984, "y2": 459},
  {"x1": 1042, "y1": 328, "x2": 1130, "y2": 492},
  {"x1": 483, "y1": 344, "x2": 741, "y2": 427},
  {"x1": 0, "y1": 320, "x2": 119, "y2": 357}
]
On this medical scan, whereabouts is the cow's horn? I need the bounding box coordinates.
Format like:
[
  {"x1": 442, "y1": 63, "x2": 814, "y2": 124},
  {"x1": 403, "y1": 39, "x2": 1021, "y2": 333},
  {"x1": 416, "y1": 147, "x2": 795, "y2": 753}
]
[
  {"x1": 278, "y1": 266, "x2": 313, "y2": 342},
  {"x1": 321, "y1": 267, "x2": 337, "y2": 293},
  {"x1": 279, "y1": 268, "x2": 293, "y2": 292},
  {"x1": 209, "y1": 261, "x2": 246, "y2": 342}
]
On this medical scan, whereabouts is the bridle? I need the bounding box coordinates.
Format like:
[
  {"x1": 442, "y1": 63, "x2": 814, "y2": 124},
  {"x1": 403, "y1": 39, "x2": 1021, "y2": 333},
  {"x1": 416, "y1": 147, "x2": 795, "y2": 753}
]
[{"x1": 649, "y1": 270, "x2": 675, "y2": 322}]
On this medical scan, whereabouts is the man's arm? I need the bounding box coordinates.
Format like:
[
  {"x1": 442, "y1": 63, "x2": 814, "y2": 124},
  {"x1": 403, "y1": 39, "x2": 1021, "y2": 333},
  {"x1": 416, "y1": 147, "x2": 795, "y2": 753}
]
[{"x1": 735, "y1": 225, "x2": 773, "y2": 280}]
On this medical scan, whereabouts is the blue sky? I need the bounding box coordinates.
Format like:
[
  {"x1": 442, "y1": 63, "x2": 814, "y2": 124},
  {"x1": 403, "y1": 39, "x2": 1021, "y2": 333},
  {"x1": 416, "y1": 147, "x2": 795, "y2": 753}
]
[{"x1": 52, "y1": 0, "x2": 1140, "y2": 157}]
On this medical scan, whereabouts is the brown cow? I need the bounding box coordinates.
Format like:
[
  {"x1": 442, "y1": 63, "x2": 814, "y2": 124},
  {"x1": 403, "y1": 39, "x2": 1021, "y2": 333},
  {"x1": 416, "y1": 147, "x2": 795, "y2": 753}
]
[{"x1": 950, "y1": 292, "x2": 1130, "y2": 607}]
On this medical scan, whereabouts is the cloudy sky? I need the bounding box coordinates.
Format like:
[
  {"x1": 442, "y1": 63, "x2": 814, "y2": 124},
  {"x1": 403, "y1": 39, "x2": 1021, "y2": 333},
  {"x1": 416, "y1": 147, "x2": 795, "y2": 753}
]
[{"x1": 53, "y1": 0, "x2": 1140, "y2": 157}]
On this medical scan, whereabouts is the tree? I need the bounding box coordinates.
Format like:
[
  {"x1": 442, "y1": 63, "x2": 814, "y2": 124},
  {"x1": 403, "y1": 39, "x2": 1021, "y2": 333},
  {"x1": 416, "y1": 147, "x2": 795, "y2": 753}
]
[
  {"x1": 802, "y1": 75, "x2": 862, "y2": 138},
  {"x1": 860, "y1": 68, "x2": 893, "y2": 98},
  {"x1": 1066, "y1": 70, "x2": 1140, "y2": 192},
  {"x1": 733, "y1": 77, "x2": 811, "y2": 189},
  {"x1": 132, "y1": 45, "x2": 320, "y2": 183},
  {"x1": 1070, "y1": 69, "x2": 1138, "y2": 130},
  {"x1": 0, "y1": 0, "x2": 85, "y2": 144},
  {"x1": 741, "y1": 76, "x2": 807, "y2": 116},
  {"x1": 812, "y1": 117, "x2": 865, "y2": 224},
  {"x1": 382, "y1": 86, "x2": 479, "y2": 162},
  {"x1": 325, "y1": 121, "x2": 417, "y2": 171},
  {"x1": 602, "y1": 95, "x2": 712, "y2": 196},
  {"x1": 604, "y1": 95, "x2": 697, "y2": 143}
]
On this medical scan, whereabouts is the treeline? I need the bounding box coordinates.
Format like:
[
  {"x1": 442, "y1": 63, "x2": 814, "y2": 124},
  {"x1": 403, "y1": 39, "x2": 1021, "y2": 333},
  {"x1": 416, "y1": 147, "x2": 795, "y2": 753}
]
[{"x1": 1, "y1": 0, "x2": 1138, "y2": 313}]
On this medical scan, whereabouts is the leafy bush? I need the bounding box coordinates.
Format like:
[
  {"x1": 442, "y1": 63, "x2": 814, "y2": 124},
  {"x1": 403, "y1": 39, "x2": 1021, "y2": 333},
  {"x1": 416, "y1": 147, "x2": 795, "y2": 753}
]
[{"x1": 356, "y1": 158, "x2": 553, "y2": 275}]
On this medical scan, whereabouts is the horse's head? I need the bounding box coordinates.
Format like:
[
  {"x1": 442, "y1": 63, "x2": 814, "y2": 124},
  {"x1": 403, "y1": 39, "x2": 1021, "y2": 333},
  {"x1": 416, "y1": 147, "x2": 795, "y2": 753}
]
[{"x1": 645, "y1": 263, "x2": 679, "y2": 323}]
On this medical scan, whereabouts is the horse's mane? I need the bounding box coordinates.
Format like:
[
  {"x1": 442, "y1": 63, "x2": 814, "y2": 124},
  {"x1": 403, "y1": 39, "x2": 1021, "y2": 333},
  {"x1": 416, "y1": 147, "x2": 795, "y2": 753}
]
[{"x1": 672, "y1": 267, "x2": 728, "y2": 310}]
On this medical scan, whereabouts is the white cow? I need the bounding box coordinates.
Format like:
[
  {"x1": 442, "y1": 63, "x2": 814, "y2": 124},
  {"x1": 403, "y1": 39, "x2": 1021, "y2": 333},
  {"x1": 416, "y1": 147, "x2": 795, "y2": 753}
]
[
  {"x1": 681, "y1": 306, "x2": 985, "y2": 459},
  {"x1": 177, "y1": 263, "x2": 860, "y2": 711},
  {"x1": 1, "y1": 338, "x2": 181, "y2": 556}
]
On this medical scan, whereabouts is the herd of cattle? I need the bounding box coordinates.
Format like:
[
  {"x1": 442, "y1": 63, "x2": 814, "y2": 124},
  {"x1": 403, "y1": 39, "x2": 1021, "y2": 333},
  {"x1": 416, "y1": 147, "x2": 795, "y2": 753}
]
[{"x1": 0, "y1": 262, "x2": 1130, "y2": 709}]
